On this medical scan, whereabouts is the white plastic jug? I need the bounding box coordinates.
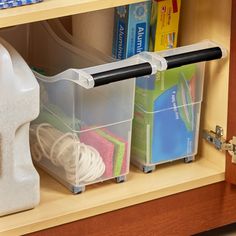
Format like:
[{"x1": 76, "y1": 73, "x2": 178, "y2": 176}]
[{"x1": 0, "y1": 37, "x2": 40, "y2": 216}]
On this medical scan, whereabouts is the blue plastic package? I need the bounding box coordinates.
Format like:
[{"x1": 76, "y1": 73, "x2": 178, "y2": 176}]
[{"x1": 0, "y1": 0, "x2": 43, "y2": 9}]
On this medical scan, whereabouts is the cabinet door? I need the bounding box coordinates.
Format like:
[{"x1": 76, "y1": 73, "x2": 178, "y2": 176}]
[{"x1": 226, "y1": 0, "x2": 236, "y2": 184}]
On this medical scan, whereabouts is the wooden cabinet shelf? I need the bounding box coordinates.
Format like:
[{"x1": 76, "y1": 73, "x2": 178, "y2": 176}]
[
  {"x1": 0, "y1": 0, "x2": 146, "y2": 28},
  {"x1": 0, "y1": 157, "x2": 225, "y2": 236}
]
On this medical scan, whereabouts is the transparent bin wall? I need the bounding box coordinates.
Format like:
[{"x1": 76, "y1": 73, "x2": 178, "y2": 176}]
[
  {"x1": 46, "y1": 19, "x2": 113, "y2": 63},
  {"x1": 135, "y1": 62, "x2": 205, "y2": 112},
  {"x1": 30, "y1": 20, "x2": 135, "y2": 129},
  {"x1": 132, "y1": 102, "x2": 201, "y2": 166},
  {"x1": 28, "y1": 21, "x2": 109, "y2": 75},
  {"x1": 131, "y1": 62, "x2": 205, "y2": 166},
  {"x1": 30, "y1": 118, "x2": 132, "y2": 192},
  {"x1": 39, "y1": 78, "x2": 135, "y2": 130}
]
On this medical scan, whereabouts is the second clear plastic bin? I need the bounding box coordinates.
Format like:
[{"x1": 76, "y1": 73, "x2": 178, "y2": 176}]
[
  {"x1": 131, "y1": 42, "x2": 227, "y2": 173},
  {"x1": 28, "y1": 21, "x2": 135, "y2": 193}
]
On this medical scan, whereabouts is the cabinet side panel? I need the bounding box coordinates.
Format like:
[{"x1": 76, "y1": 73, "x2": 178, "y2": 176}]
[
  {"x1": 226, "y1": 0, "x2": 236, "y2": 184},
  {"x1": 178, "y1": 0, "x2": 231, "y2": 167}
]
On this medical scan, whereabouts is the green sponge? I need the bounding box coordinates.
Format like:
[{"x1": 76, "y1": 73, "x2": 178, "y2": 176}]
[{"x1": 95, "y1": 129, "x2": 126, "y2": 176}]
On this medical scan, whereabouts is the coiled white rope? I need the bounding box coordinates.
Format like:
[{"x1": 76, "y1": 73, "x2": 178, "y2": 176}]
[{"x1": 30, "y1": 123, "x2": 105, "y2": 185}]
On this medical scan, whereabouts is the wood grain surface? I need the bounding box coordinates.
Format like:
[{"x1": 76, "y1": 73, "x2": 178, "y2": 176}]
[{"x1": 27, "y1": 182, "x2": 236, "y2": 236}]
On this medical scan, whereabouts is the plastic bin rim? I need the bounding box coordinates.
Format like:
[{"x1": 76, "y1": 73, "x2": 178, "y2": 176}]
[
  {"x1": 41, "y1": 105, "x2": 133, "y2": 133},
  {"x1": 134, "y1": 101, "x2": 202, "y2": 114}
]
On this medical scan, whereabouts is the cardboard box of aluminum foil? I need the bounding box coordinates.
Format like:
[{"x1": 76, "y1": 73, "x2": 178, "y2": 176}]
[
  {"x1": 112, "y1": 1, "x2": 151, "y2": 59},
  {"x1": 149, "y1": 0, "x2": 181, "y2": 51}
]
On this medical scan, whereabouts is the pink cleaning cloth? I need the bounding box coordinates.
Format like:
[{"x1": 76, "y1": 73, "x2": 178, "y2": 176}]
[
  {"x1": 100, "y1": 128, "x2": 129, "y2": 175},
  {"x1": 80, "y1": 130, "x2": 114, "y2": 178}
]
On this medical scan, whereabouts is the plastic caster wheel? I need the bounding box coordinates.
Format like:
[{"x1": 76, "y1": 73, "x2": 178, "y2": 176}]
[
  {"x1": 143, "y1": 165, "x2": 156, "y2": 173},
  {"x1": 184, "y1": 156, "x2": 195, "y2": 163},
  {"x1": 72, "y1": 186, "x2": 86, "y2": 194},
  {"x1": 116, "y1": 175, "x2": 127, "y2": 183}
]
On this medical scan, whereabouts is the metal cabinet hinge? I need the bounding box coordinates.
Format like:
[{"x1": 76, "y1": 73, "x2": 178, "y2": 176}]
[{"x1": 203, "y1": 125, "x2": 236, "y2": 163}]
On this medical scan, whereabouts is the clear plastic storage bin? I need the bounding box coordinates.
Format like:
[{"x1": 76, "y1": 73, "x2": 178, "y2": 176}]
[
  {"x1": 28, "y1": 21, "x2": 136, "y2": 193},
  {"x1": 131, "y1": 41, "x2": 227, "y2": 173}
]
